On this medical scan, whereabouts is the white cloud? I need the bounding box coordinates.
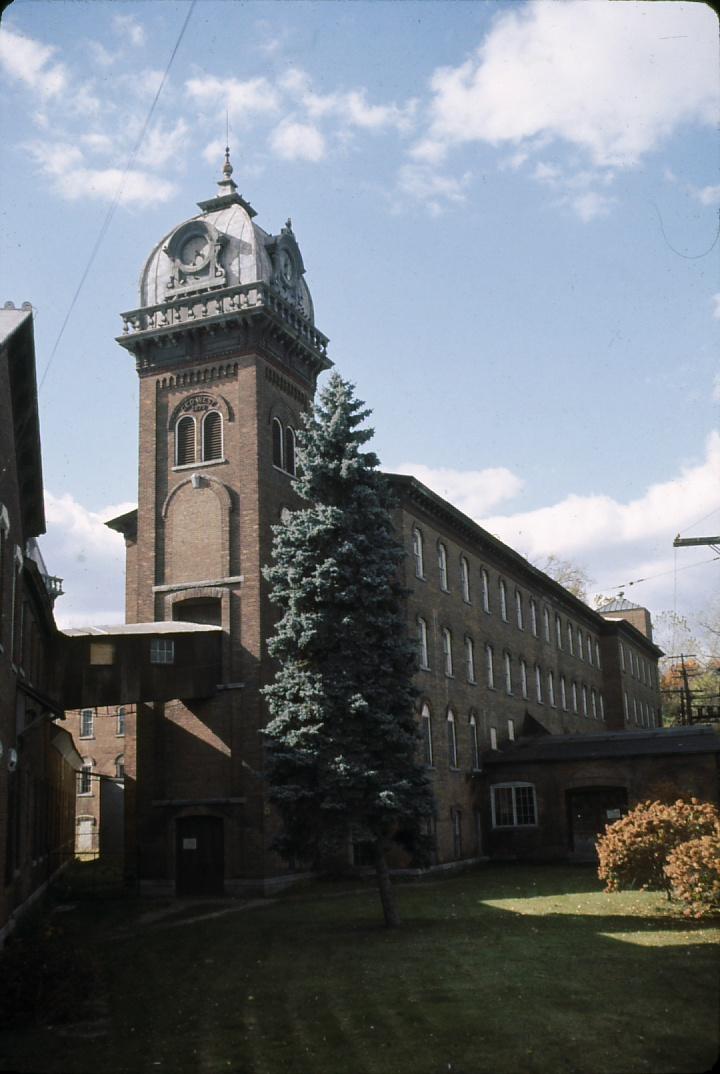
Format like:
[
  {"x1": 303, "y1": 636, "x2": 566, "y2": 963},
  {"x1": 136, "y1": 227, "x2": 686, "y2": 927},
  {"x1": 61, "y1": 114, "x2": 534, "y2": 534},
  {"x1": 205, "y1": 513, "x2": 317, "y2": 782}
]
[
  {"x1": 135, "y1": 118, "x2": 190, "y2": 169},
  {"x1": 396, "y1": 163, "x2": 470, "y2": 215},
  {"x1": 0, "y1": 25, "x2": 68, "y2": 98},
  {"x1": 693, "y1": 184, "x2": 720, "y2": 207},
  {"x1": 41, "y1": 493, "x2": 134, "y2": 629},
  {"x1": 393, "y1": 462, "x2": 524, "y2": 516},
  {"x1": 112, "y1": 13, "x2": 146, "y2": 48},
  {"x1": 416, "y1": 1, "x2": 717, "y2": 168},
  {"x1": 26, "y1": 141, "x2": 176, "y2": 204},
  {"x1": 269, "y1": 120, "x2": 326, "y2": 162},
  {"x1": 570, "y1": 191, "x2": 615, "y2": 223},
  {"x1": 88, "y1": 40, "x2": 115, "y2": 68},
  {"x1": 186, "y1": 75, "x2": 280, "y2": 118}
]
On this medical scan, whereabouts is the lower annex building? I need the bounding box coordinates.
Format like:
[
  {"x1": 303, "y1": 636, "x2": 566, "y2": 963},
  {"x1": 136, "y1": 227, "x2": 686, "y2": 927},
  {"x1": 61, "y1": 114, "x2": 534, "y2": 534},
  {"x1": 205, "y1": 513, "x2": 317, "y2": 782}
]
[{"x1": 63, "y1": 158, "x2": 716, "y2": 894}]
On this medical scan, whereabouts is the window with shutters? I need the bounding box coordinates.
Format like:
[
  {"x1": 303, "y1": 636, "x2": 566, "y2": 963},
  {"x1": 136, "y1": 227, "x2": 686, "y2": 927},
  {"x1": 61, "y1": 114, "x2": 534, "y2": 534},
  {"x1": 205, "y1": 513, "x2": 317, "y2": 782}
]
[
  {"x1": 176, "y1": 415, "x2": 196, "y2": 466},
  {"x1": 272, "y1": 418, "x2": 284, "y2": 469},
  {"x1": 202, "y1": 411, "x2": 223, "y2": 461},
  {"x1": 284, "y1": 426, "x2": 296, "y2": 476}
]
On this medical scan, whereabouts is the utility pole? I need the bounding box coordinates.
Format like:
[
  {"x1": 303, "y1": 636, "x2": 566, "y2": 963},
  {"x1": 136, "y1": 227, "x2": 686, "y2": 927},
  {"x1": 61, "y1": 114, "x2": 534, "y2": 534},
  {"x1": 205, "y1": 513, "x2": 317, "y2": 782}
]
[{"x1": 664, "y1": 654, "x2": 697, "y2": 725}]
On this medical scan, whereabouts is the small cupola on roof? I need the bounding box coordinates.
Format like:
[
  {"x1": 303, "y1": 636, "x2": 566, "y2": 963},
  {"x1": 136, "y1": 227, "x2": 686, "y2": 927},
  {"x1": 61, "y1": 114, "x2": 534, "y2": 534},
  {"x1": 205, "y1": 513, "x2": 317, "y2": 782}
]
[{"x1": 137, "y1": 150, "x2": 315, "y2": 324}]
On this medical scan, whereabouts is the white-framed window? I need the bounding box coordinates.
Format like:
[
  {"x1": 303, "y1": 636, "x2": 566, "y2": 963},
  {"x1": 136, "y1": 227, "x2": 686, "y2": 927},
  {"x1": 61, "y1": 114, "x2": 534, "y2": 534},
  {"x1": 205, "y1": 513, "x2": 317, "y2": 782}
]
[
  {"x1": 116, "y1": 707, "x2": 126, "y2": 736},
  {"x1": 619, "y1": 642, "x2": 625, "y2": 671},
  {"x1": 547, "y1": 670, "x2": 556, "y2": 707},
  {"x1": 490, "y1": 726, "x2": 498, "y2": 750},
  {"x1": 507, "y1": 718, "x2": 515, "y2": 742},
  {"x1": 582, "y1": 684, "x2": 589, "y2": 717},
  {"x1": 543, "y1": 607, "x2": 550, "y2": 643},
  {"x1": 515, "y1": 589, "x2": 523, "y2": 630},
  {"x1": 460, "y1": 556, "x2": 471, "y2": 602},
  {"x1": 586, "y1": 633, "x2": 593, "y2": 665},
  {"x1": 115, "y1": 754, "x2": 125, "y2": 779},
  {"x1": 530, "y1": 598, "x2": 538, "y2": 636},
  {"x1": 520, "y1": 659, "x2": 528, "y2": 699},
  {"x1": 465, "y1": 636, "x2": 476, "y2": 683},
  {"x1": 577, "y1": 627, "x2": 583, "y2": 658},
  {"x1": 202, "y1": 410, "x2": 223, "y2": 462},
  {"x1": 447, "y1": 709, "x2": 458, "y2": 768},
  {"x1": 499, "y1": 579, "x2": 508, "y2": 621},
  {"x1": 595, "y1": 641, "x2": 601, "y2": 670},
  {"x1": 284, "y1": 426, "x2": 296, "y2": 476},
  {"x1": 176, "y1": 415, "x2": 196, "y2": 466},
  {"x1": 412, "y1": 527, "x2": 424, "y2": 579},
  {"x1": 504, "y1": 651, "x2": 512, "y2": 695},
  {"x1": 80, "y1": 709, "x2": 94, "y2": 738},
  {"x1": 491, "y1": 783, "x2": 537, "y2": 827},
  {"x1": 78, "y1": 759, "x2": 93, "y2": 796},
  {"x1": 272, "y1": 417, "x2": 284, "y2": 469},
  {"x1": 417, "y1": 617, "x2": 430, "y2": 670},
  {"x1": 555, "y1": 614, "x2": 562, "y2": 649},
  {"x1": 567, "y1": 622, "x2": 574, "y2": 655},
  {"x1": 535, "y1": 664, "x2": 543, "y2": 703},
  {"x1": 560, "y1": 675, "x2": 567, "y2": 710},
  {"x1": 485, "y1": 643, "x2": 495, "y2": 689},
  {"x1": 438, "y1": 542, "x2": 449, "y2": 591},
  {"x1": 571, "y1": 681, "x2": 578, "y2": 713},
  {"x1": 150, "y1": 638, "x2": 175, "y2": 665},
  {"x1": 481, "y1": 568, "x2": 490, "y2": 613},
  {"x1": 442, "y1": 627, "x2": 453, "y2": 677},
  {"x1": 469, "y1": 713, "x2": 480, "y2": 770},
  {"x1": 421, "y1": 703, "x2": 433, "y2": 766}
]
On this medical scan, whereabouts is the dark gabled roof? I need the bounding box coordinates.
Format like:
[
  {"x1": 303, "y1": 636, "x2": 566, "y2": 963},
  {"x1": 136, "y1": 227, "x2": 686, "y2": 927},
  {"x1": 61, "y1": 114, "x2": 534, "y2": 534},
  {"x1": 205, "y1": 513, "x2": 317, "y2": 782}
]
[
  {"x1": 482, "y1": 725, "x2": 720, "y2": 765},
  {"x1": 386, "y1": 472, "x2": 664, "y2": 654}
]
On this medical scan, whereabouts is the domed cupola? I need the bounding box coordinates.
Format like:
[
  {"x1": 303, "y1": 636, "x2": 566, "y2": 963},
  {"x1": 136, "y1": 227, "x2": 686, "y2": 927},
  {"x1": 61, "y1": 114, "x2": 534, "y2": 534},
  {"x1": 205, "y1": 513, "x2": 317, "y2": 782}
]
[{"x1": 119, "y1": 151, "x2": 329, "y2": 378}]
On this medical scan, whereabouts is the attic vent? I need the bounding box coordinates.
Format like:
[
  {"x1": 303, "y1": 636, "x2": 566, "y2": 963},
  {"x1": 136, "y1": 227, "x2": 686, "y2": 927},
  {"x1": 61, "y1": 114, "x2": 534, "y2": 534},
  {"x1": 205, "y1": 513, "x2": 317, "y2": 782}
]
[
  {"x1": 176, "y1": 416, "x2": 195, "y2": 465},
  {"x1": 203, "y1": 411, "x2": 223, "y2": 461}
]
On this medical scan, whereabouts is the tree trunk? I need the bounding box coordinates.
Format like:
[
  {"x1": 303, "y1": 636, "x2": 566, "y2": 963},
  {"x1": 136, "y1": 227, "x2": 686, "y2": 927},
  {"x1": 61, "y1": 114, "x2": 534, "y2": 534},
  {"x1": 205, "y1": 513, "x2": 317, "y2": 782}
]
[{"x1": 374, "y1": 838, "x2": 401, "y2": 928}]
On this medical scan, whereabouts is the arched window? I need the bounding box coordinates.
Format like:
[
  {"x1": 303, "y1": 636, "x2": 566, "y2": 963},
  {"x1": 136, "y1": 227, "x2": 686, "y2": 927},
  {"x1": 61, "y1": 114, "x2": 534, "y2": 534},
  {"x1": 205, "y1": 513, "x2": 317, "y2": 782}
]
[
  {"x1": 535, "y1": 664, "x2": 543, "y2": 703},
  {"x1": 284, "y1": 426, "x2": 296, "y2": 476},
  {"x1": 560, "y1": 676, "x2": 567, "y2": 710},
  {"x1": 555, "y1": 614, "x2": 562, "y2": 648},
  {"x1": 412, "y1": 527, "x2": 424, "y2": 578},
  {"x1": 480, "y1": 568, "x2": 490, "y2": 612},
  {"x1": 504, "y1": 651, "x2": 512, "y2": 695},
  {"x1": 547, "y1": 670, "x2": 556, "y2": 707},
  {"x1": 572, "y1": 681, "x2": 578, "y2": 713},
  {"x1": 567, "y1": 622, "x2": 574, "y2": 655},
  {"x1": 272, "y1": 418, "x2": 284, "y2": 469},
  {"x1": 460, "y1": 556, "x2": 471, "y2": 602},
  {"x1": 438, "y1": 543, "x2": 449, "y2": 591},
  {"x1": 442, "y1": 627, "x2": 453, "y2": 676},
  {"x1": 515, "y1": 589, "x2": 523, "y2": 629},
  {"x1": 520, "y1": 658, "x2": 528, "y2": 699},
  {"x1": 485, "y1": 643, "x2": 494, "y2": 688},
  {"x1": 447, "y1": 710, "x2": 458, "y2": 768},
  {"x1": 529, "y1": 598, "x2": 538, "y2": 636},
  {"x1": 115, "y1": 754, "x2": 125, "y2": 779},
  {"x1": 465, "y1": 635, "x2": 476, "y2": 682},
  {"x1": 582, "y1": 684, "x2": 589, "y2": 717},
  {"x1": 499, "y1": 579, "x2": 508, "y2": 621},
  {"x1": 116, "y1": 707, "x2": 126, "y2": 736},
  {"x1": 417, "y1": 617, "x2": 429, "y2": 669},
  {"x1": 176, "y1": 415, "x2": 196, "y2": 466},
  {"x1": 421, "y1": 703, "x2": 433, "y2": 766},
  {"x1": 469, "y1": 713, "x2": 479, "y2": 770},
  {"x1": 202, "y1": 411, "x2": 223, "y2": 461}
]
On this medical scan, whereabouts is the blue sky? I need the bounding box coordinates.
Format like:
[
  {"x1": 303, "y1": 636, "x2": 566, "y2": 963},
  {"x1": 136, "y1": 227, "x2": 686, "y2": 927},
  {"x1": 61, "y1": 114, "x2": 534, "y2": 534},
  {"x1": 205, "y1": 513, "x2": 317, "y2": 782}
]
[{"x1": 0, "y1": 0, "x2": 718, "y2": 641}]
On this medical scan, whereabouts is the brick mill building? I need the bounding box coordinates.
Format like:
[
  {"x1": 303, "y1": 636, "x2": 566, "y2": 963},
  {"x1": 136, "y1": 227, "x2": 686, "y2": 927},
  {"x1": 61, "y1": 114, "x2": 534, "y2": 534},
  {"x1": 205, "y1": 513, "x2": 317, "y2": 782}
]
[{"x1": 61, "y1": 158, "x2": 717, "y2": 894}]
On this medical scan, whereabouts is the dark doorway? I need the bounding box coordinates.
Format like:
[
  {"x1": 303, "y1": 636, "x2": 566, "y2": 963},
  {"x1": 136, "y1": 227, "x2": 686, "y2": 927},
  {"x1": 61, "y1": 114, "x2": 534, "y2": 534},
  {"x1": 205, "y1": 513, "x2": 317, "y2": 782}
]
[
  {"x1": 567, "y1": 786, "x2": 628, "y2": 860},
  {"x1": 175, "y1": 815, "x2": 225, "y2": 895}
]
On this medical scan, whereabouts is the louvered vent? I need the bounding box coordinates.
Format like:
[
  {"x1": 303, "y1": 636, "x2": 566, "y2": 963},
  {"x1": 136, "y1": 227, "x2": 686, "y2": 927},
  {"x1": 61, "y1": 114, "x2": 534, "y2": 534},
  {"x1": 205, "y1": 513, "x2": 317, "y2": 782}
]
[
  {"x1": 176, "y1": 417, "x2": 195, "y2": 465},
  {"x1": 203, "y1": 411, "x2": 223, "y2": 461}
]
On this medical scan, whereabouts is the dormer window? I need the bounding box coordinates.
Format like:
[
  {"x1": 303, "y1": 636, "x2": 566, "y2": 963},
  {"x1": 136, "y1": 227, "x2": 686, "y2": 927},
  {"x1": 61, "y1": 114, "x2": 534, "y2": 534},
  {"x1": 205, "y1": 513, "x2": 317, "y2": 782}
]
[{"x1": 176, "y1": 415, "x2": 196, "y2": 466}]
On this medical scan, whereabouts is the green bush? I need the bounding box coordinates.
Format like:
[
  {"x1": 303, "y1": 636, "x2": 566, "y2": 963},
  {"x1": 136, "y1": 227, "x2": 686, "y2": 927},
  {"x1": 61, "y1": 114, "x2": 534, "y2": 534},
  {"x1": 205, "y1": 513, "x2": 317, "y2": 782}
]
[
  {"x1": 664, "y1": 834, "x2": 720, "y2": 918},
  {"x1": 597, "y1": 798, "x2": 719, "y2": 894}
]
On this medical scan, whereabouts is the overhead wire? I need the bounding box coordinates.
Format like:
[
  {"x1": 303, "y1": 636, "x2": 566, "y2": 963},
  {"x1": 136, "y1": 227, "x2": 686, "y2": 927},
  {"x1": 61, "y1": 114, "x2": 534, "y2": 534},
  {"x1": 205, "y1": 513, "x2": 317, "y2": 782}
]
[{"x1": 38, "y1": 0, "x2": 197, "y2": 391}]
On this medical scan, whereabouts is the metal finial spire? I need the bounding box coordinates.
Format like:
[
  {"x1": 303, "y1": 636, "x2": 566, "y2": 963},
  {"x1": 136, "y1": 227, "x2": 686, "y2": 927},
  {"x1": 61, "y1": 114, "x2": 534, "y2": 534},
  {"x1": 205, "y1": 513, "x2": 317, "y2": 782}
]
[{"x1": 223, "y1": 144, "x2": 233, "y2": 179}]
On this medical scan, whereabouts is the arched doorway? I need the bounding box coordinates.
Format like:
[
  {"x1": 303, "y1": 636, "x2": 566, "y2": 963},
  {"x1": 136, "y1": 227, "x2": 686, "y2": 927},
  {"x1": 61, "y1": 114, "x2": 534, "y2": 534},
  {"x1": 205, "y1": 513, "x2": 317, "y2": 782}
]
[{"x1": 175, "y1": 815, "x2": 224, "y2": 895}]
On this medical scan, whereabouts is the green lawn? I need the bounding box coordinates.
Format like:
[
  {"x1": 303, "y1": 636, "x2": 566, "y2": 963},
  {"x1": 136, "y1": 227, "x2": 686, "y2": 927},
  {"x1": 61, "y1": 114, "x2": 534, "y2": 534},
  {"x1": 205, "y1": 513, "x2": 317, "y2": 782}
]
[{"x1": 1, "y1": 863, "x2": 718, "y2": 1074}]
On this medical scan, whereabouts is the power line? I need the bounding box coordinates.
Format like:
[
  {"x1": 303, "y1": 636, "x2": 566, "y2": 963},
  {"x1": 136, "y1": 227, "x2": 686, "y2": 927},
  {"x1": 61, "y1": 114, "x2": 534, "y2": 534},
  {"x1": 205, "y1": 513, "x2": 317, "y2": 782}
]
[
  {"x1": 38, "y1": 0, "x2": 197, "y2": 391},
  {"x1": 600, "y1": 553, "x2": 720, "y2": 593},
  {"x1": 677, "y1": 504, "x2": 720, "y2": 536}
]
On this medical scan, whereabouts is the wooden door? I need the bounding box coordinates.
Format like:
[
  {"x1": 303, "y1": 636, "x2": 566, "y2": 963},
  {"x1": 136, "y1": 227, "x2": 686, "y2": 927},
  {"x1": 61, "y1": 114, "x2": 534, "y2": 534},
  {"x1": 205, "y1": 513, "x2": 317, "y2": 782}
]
[
  {"x1": 176, "y1": 815, "x2": 225, "y2": 895},
  {"x1": 567, "y1": 787, "x2": 628, "y2": 860}
]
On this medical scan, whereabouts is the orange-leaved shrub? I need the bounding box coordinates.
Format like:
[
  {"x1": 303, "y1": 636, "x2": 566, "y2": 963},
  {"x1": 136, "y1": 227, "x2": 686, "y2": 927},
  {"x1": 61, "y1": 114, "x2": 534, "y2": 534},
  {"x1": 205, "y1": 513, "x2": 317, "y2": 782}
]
[
  {"x1": 664, "y1": 835, "x2": 720, "y2": 918},
  {"x1": 596, "y1": 798, "x2": 719, "y2": 894}
]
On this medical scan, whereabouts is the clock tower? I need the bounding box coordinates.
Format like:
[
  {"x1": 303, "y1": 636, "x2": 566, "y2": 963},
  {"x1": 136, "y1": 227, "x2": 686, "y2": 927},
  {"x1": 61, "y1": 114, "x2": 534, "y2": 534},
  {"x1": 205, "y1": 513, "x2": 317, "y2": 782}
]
[{"x1": 114, "y1": 154, "x2": 331, "y2": 894}]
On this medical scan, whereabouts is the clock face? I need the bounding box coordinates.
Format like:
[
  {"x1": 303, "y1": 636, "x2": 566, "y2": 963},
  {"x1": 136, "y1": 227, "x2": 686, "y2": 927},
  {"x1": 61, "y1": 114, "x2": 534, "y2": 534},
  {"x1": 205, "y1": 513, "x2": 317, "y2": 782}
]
[
  {"x1": 180, "y1": 233, "x2": 210, "y2": 268},
  {"x1": 280, "y1": 249, "x2": 294, "y2": 284}
]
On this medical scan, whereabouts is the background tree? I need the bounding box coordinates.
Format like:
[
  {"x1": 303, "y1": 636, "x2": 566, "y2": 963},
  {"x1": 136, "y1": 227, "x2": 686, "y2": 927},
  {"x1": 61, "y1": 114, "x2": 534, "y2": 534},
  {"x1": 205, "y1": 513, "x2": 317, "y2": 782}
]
[
  {"x1": 262, "y1": 373, "x2": 434, "y2": 928},
  {"x1": 533, "y1": 554, "x2": 593, "y2": 601}
]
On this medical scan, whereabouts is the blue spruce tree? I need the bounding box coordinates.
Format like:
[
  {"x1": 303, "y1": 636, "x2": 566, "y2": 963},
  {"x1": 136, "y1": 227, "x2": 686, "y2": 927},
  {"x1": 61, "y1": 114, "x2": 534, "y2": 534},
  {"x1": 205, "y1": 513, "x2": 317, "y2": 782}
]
[{"x1": 263, "y1": 373, "x2": 434, "y2": 927}]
